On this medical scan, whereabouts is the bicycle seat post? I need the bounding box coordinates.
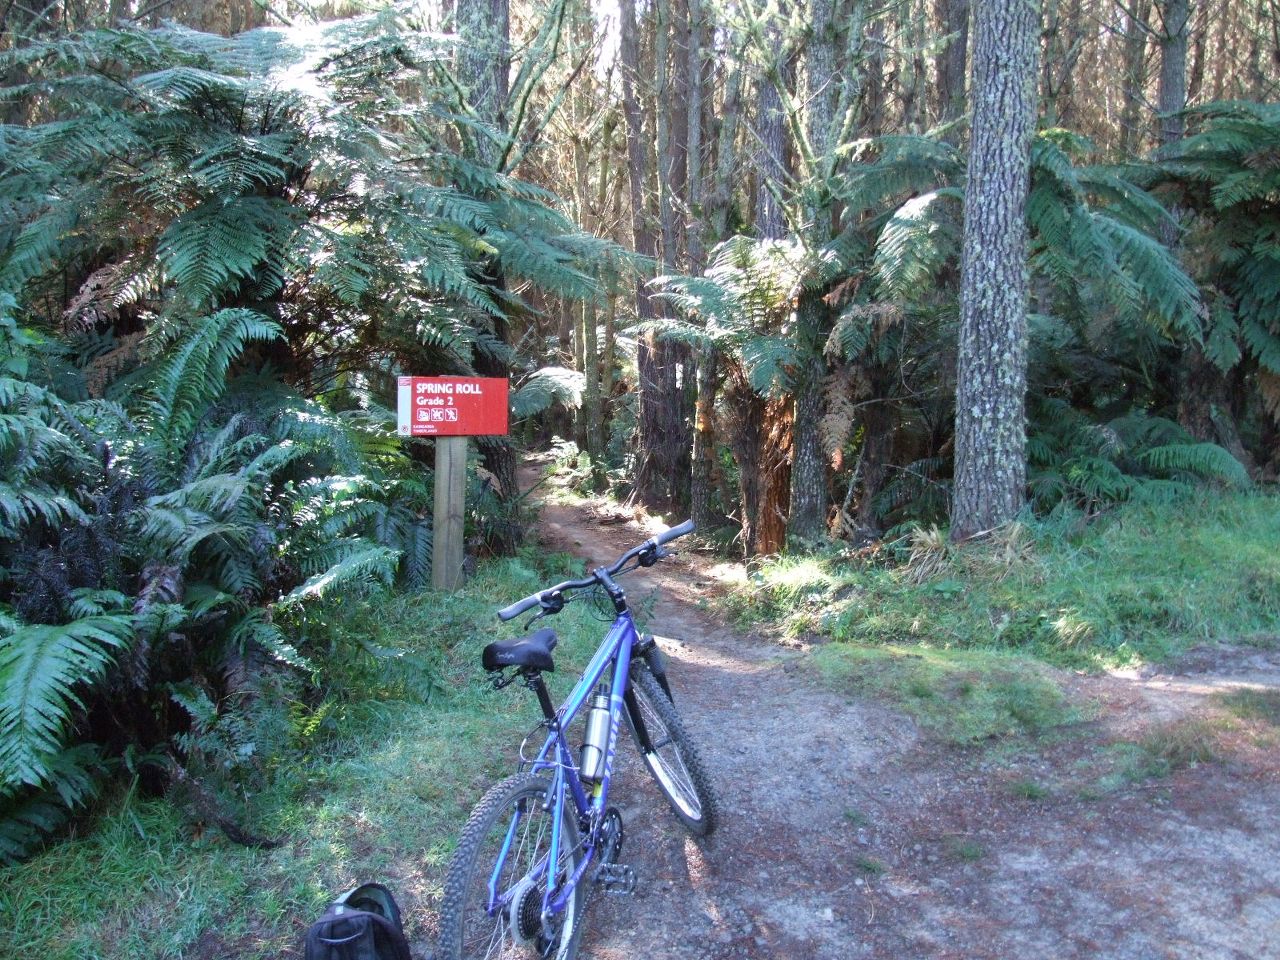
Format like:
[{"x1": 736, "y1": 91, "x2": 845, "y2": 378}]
[{"x1": 522, "y1": 669, "x2": 558, "y2": 726}]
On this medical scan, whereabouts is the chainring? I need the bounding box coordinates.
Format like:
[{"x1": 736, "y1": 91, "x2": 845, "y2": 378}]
[{"x1": 599, "y1": 806, "x2": 625, "y2": 865}]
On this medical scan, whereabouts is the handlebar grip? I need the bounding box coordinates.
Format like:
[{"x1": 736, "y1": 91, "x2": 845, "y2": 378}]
[
  {"x1": 497, "y1": 593, "x2": 541, "y2": 622},
  {"x1": 655, "y1": 519, "x2": 695, "y2": 546}
]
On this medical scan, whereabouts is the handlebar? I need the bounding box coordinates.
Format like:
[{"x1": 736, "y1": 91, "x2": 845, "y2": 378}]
[{"x1": 496, "y1": 520, "x2": 694, "y2": 622}]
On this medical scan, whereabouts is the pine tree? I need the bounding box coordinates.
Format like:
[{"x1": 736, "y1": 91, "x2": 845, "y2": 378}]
[{"x1": 951, "y1": 0, "x2": 1042, "y2": 540}]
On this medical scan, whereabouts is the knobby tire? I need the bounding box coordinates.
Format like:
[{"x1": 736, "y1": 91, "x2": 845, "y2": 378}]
[
  {"x1": 626, "y1": 662, "x2": 719, "y2": 836},
  {"x1": 437, "y1": 774, "x2": 585, "y2": 960}
]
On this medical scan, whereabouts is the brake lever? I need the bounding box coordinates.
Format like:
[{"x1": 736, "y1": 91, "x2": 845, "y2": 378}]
[
  {"x1": 643, "y1": 545, "x2": 674, "y2": 564},
  {"x1": 520, "y1": 590, "x2": 565, "y2": 630}
]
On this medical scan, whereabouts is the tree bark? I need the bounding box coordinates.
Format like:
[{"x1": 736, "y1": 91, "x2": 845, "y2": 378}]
[
  {"x1": 1156, "y1": 0, "x2": 1190, "y2": 151},
  {"x1": 787, "y1": 0, "x2": 839, "y2": 546},
  {"x1": 620, "y1": 0, "x2": 675, "y2": 509},
  {"x1": 456, "y1": 0, "x2": 510, "y2": 165},
  {"x1": 950, "y1": 0, "x2": 1039, "y2": 541},
  {"x1": 686, "y1": 0, "x2": 719, "y2": 531},
  {"x1": 578, "y1": 112, "x2": 616, "y2": 464},
  {"x1": 1118, "y1": 0, "x2": 1153, "y2": 157},
  {"x1": 456, "y1": 0, "x2": 519, "y2": 552},
  {"x1": 1187, "y1": 1, "x2": 1206, "y2": 104},
  {"x1": 708, "y1": 56, "x2": 743, "y2": 240},
  {"x1": 934, "y1": 0, "x2": 969, "y2": 140},
  {"x1": 754, "y1": 14, "x2": 789, "y2": 239}
]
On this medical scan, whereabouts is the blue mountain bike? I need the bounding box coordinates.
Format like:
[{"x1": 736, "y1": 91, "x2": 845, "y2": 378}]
[{"x1": 436, "y1": 520, "x2": 718, "y2": 960}]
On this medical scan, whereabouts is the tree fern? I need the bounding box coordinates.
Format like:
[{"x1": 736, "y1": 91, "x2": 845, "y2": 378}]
[
  {"x1": 512, "y1": 366, "x2": 585, "y2": 418},
  {"x1": 1155, "y1": 102, "x2": 1280, "y2": 426},
  {"x1": 141, "y1": 308, "x2": 281, "y2": 449}
]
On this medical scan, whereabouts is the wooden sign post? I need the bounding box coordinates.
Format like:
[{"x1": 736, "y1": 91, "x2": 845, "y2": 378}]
[{"x1": 397, "y1": 376, "x2": 509, "y2": 590}]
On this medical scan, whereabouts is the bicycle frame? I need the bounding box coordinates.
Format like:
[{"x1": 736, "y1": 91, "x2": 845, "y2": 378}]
[{"x1": 485, "y1": 609, "x2": 641, "y2": 923}]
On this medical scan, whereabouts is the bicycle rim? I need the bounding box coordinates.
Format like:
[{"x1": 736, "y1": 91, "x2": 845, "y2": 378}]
[{"x1": 448, "y1": 778, "x2": 582, "y2": 960}]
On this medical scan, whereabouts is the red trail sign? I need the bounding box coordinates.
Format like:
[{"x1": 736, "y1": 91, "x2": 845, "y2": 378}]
[{"x1": 396, "y1": 376, "x2": 509, "y2": 437}]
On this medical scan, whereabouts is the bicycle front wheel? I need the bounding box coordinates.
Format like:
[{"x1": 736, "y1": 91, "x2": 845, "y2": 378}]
[
  {"x1": 626, "y1": 661, "x2": 719, "y2": 836},
  {"x1": 437, "y1": 774, "x2": 585, "y2": 960}
]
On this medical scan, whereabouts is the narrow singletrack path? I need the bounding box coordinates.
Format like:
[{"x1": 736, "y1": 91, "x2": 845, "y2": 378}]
[{"x1": 516, "y1": 465, "x2": 1280, "y2": 960}]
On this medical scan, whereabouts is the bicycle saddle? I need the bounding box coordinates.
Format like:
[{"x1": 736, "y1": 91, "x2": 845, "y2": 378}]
[{"x1": 482, "y1": 627, "x2": 558, "y2": 673}]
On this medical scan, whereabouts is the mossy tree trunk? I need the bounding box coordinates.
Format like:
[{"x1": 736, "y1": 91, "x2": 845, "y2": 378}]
[{"x1": 950, "y1": 0, "x2": 1039, "y2": 541}]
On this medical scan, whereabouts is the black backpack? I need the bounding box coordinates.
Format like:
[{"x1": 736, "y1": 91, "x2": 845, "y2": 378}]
[{"x1": 303, "y1": 882, "x2": 412, "y2": 960}]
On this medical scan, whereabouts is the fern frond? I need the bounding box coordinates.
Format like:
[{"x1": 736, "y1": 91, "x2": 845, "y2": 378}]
[
  {"x1": 157, "y1": 197, "x2": 297, "y2": 304},
  {"x1": 1137, "y1": 443, "x2": 1251, "y2": 486},
  {"x1": 0, "y1": 616, "x2": 133, "y2": 791},
  {"x1": 142, "y1": 308, "x2": 282, "y2": 447},
  {"x1": 230, "y1": 609, "x2": 310, "y2": 669},
  {"x1": 873, "y1": 190, "x2": 960, "y2": 302},
  {"x1": 512, "y1": 366, "x2": 585, "y2": 418},
  {"x1": 279, "y1": 542, "x2": 398, "y2": 604}
]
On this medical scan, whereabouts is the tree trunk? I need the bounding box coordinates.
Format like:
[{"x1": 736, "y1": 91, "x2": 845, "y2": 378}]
[
  {"x1": 788, "y1": 293, "x2": 831, "y2": 543},
  {"x1": 950, "y1": 0, "x2": 1039, "y2": 541},
  {"x1": 758, "y1": 397, "x2": 794, "y2": 554},
  {"x1": 456, "y1": 0, "x2": 519, "y2": 552},
  {"x1": 456, "y1": 0, "x2": 510, "y2": 165},
  {"x1": 619, "y1": 0, "x2": 668, "y2": 508},
  {"x1": 787, "y1": 0, "x2": 839, "y2": 546},
  {"x1": 708, "y1": 56, "x2": 743, "y2": 240},
  {"x1": 1187, "y1": 1, "x2": 1206, "y2": 104},
  {"x1": 686, "y1": 0, "x2": 719, "y2": 531},
  {"x1": 934, "y1": 0, "x2": 969, "y2": 139},
  {"x1": 725, "y1": 373, "x2": 766, "y2": 555},
  {"x1": 863, "y1": 14, "x2": 888, "y2": 136},
  {"x1": 1156, "y1": 0, "x2": 1189, "y2": 151},
  {"x1": 579, "y1": 112, "x2": 615, "y2": 464},
  {"x1": 1118, "y1": 0, "x2": 1153, "y2": 157},
  {"x1": 754, "y1": 15, "x2": 789, "y2": 239}
]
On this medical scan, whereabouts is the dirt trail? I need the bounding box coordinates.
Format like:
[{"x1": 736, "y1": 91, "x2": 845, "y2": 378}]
[{"x1": 517, "y1": 469, "x2": 1280, "y2": 960}]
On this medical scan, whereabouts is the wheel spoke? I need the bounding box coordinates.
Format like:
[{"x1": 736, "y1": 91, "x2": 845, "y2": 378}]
[{"x1": 441, "y1": 776, "x2": 583, "y2": 960}]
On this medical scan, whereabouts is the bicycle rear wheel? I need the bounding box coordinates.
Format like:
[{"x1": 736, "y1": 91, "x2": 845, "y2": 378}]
[
  {"x1": 437, "y1": 774, "x2": 585, "y2": 960},
  {"x1": 625, "y1": 662, "x2": 719, "y2": 836}
]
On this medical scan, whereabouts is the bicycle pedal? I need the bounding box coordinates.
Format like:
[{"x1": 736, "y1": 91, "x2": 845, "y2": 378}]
[{"x1": 595, "y1": 863, "x2": 637, "y2": 895}]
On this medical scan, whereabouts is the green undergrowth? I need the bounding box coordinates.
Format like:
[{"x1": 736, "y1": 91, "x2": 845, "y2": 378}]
[
  {"x1": 1216, "y1": 687, "x2": 1280, "y2": 727},
  {"x1": 740, "y1": 492, "x2": 1278, "y2": 746},
  {"x1": 734, "y1": 493, "x2": 1280, "y2": 671},
  {"x1": 0, "y1": 550, "x2": 606, "y2": 960}
]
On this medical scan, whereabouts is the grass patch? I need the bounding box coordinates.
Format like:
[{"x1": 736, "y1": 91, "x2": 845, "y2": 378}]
[
  {"x1": 0, "y1": 549, "x2": 610, "y2": 960},
  {"x1": 944, "y1": 836, "x2": 987, "y2": 862},
  {"x1": 1216, "y1": 687, "x2": 1280, "y2": 726},
  {"x1": 854, "y1": 855, "x2": 887, "y2": 875},
  {"x1": 812, "y1": 643, "x2": 1079, "y2": 744},
  {"x1": 1008, "y1": 779, "x2": 1050, "y2": 800},
  {"x1": 843, "y1": 807, "x2": 870, "y2": 827},
  {"x1": 1139, "y1": 718, "x2": 1222, "y2": 771},
  {"x1": 1088, "y1": 718, "x2": 1222, "y2": 793},
  {"x1": 731, "y1": 493, "x2": 1280, "y2": 670}
]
